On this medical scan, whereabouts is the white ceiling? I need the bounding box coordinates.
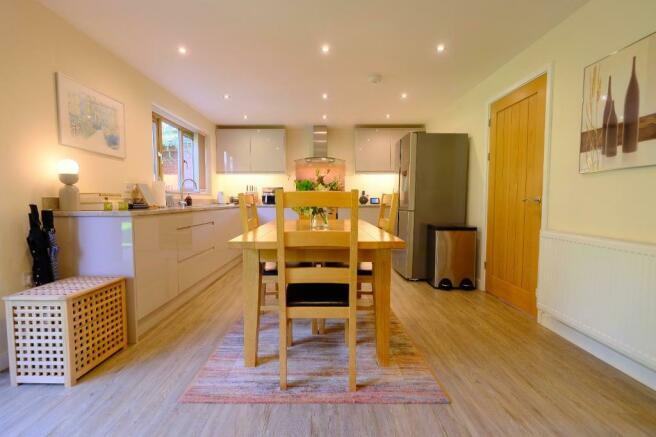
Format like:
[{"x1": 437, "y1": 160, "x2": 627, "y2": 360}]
[{"x1": 40, "y1": 0, "x2": 586, "y2": 126}]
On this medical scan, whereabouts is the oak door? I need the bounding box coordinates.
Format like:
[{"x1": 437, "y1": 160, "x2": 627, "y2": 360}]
[{"x1": 486, "y1": 74, "x2": 547, "y2": 316}]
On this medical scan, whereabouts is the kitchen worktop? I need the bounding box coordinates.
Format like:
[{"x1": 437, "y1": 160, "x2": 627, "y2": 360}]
[{"x1": 53, "y1": 203, "x2": 239, "y2": 217}]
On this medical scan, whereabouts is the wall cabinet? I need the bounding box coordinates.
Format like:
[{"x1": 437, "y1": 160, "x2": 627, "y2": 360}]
[
  {"x1": 250, "y1": 129, "x2": 286, "y2": 172},
  {"x1": 217, "y1": 128, "x2": 286, "y2": 173},
  {"x1": 354, "y1": 127, "x2": 423, "y2": 173},
  {"x1": 217, "y1": 129, "x2": 251, "y2": 172}
]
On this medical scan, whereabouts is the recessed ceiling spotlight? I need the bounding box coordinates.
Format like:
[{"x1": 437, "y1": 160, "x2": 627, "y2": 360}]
[
  {"x1": 322, "y1": 114, "x2": 327, "y2": 120},
  {"x1": 401, "y1": 92, "x2": 408, "y2": 99},
  {"x1": 436, "y1": 43, "x2": 446, "y2": 53},
  {"x1": 223, "y1": 93, "x2": 230, "y2": 100},
  {"x1": 322, "y1": 93, "x2": 328, "y2": 100},
  {"x1": 386, "y1": 114, "x2": 391, "y2": 119},
  {"x1": 177, "y1": 46, "x2": 187, "y2": 55},
  {"x1": 243, "y1": 115, "x2": 248, "y2": 120},
  {"x1": 321, "y1": 44, "x2": 330, "y2": 54}
]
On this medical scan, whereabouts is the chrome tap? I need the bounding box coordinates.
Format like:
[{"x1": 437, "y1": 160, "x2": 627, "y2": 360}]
[{"x1": 179, "y1": 178, "x2": 198, "y2": 207}]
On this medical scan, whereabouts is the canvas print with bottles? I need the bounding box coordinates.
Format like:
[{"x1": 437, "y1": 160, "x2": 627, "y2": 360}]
[{"x1": 580, "y1": 32, "x2": 656, "y2": 173}]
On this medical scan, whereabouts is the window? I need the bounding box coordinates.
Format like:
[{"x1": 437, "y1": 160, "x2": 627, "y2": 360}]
[{"x1": 152, "y1": 113, "x2": 207, "y2": 192}]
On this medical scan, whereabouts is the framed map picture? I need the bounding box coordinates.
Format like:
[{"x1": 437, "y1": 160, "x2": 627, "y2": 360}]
[
  {"x1": 580, "y1": 32, "x2": 656, "y2": 173},
  {"x1": 56, "y1": 73, "x2": 126, "y2": 158}
]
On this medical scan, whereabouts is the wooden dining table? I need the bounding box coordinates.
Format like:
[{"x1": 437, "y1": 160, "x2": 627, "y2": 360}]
[{"x1": 228, "y1": 219, "x2": 405, "y2": 367}]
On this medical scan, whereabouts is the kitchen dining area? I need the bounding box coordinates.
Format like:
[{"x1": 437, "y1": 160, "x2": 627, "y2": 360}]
[{"x1": 2, "y1": 0, "x2": 656, "y2": 436}]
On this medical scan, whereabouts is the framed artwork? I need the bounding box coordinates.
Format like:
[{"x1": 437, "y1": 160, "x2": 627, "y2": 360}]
[
  {"x1": 56, "y1": 73, "x2": 126, "y2": 158},
  {"x1": 580, "y1": 32, "x2": 656, "y2": 173}
]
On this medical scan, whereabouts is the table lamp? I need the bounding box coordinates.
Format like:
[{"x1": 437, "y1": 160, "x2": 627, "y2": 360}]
[{"x1": 57, "y1": 158, "x2": 80, "y2": 211}]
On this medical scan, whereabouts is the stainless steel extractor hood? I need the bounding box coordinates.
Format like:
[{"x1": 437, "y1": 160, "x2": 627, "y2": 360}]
[{"x1": 298, "y1": 125, "x2": 343, "y2": 164}]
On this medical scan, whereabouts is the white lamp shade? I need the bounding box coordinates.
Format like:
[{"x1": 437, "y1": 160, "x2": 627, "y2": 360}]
[{"x1": 56, "y1": 158, "x2": 80, "y2": 175}]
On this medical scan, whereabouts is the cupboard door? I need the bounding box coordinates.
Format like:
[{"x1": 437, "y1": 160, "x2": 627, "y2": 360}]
[
  {"x1": 250, "y1": 129, "x2": 286, "y2": 172},
  {"x1": 354, "y1": 128, "x2": 392, "y2": 172},
  {"x1": 216, "y1": 129, "x2": 251, "y2": 172}
]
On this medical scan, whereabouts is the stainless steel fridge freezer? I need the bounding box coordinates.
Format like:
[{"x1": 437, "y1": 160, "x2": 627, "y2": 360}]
[{"x1": 392, "y1": 132, "x2": 469, "y2": 280}]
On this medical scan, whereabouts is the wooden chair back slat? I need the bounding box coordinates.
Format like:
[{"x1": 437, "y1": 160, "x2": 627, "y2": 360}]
[
  {"x1": 377, "y1": 193, "x2": 399, "y2": 233},
  {"x1": 286, "y1": 267, "x2": 350, "y2": 284},
  {"x1": 282, "y1": 191, "x2": 355, "y2": 209},
  {"x1": 284, "y1": 231, "x2": 351, "y2": 248},
  {"x1": 238, "y1": 193, "x2": 259, "y2": 232}
]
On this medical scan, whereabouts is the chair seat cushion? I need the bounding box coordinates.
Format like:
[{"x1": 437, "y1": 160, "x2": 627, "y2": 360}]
[
  {"x1": 286, "y1": 283, "x2": 349, "y2": 307},
  {"x1": 263, "y1": 262, "x2": 278, "y2": 275},
  {"x1": 358, "y1": 262, "x2": 373, "y2": 276}
]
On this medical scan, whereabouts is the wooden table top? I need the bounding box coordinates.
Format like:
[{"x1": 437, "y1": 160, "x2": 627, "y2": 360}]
[{"x1": 228, "y1": 219, "x2": 405, "y2": 250}]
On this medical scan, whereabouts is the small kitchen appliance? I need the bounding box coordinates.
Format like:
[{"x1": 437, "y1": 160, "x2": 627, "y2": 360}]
[{"x1": 262, "y1": 187, "x2": 280, "y2": 205}]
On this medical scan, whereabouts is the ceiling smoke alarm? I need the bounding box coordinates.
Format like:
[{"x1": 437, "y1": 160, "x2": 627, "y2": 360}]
[{"x1": 368, "y1": 73, "x2": 383, "y2": 84}]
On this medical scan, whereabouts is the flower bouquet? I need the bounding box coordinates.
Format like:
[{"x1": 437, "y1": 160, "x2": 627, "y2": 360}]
[{"x1": 294, "y1": 169, "x2": 343, "y2": 230}]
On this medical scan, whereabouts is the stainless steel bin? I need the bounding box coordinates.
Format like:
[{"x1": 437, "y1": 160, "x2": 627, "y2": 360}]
[{"x1": 427, "y1": 225, "x2": 477, "y2": 290}]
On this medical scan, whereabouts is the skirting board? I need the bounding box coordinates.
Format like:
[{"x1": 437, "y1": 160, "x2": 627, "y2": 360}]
[{"x1": 539, "y1": 310, "x2": 656, "y2": 390}]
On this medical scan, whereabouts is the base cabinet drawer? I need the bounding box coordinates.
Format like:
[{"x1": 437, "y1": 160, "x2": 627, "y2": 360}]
[
  {"x1": 176, "y1": 220, "x2": 215, "y2": 262},
  {"x1": 178, "y1": 246, "x2": 217, "y2": 292}
]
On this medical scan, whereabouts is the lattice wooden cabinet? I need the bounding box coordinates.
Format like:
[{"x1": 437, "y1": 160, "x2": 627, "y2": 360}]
[{"x1": 3, "y1": 276, "x2": 128, "y2": 387}]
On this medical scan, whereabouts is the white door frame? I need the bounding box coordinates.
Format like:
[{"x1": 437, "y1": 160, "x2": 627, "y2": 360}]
[{"x1": 479, "y1": 63, "x2": 554, "y2": 292}]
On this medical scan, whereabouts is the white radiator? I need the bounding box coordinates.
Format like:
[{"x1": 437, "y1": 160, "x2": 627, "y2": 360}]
[{"x1": 538, "y1": 230, "x2": 656, "y2": 373}]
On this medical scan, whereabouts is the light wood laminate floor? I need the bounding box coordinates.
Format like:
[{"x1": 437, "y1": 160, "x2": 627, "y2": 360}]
[{"x1": 1, "y1": 266, "x2": 655, "y2": 436}]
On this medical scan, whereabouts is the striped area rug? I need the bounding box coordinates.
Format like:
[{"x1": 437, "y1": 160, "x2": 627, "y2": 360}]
[{"x1": 180, "y1": 311, "x2": 449, "y2": 404}]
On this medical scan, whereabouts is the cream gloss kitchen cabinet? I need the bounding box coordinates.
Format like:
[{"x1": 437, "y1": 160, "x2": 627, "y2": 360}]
[
  {"x1": 54, "y1": 206, "x2": 242, "y2": 343},
  {"x1": 336, "y1": 205, "x2": 381, "y2": 226},
  {"x1": 216, "y1": 128, "x2": 286, "y2": 173},
  {"x1": 216, "y1": 128, "x2": 251, "y2": 172},
  {"x1": 250, "y1": 129, "x2": 286, "y2": 172},
  {"x1": 354, "y1": 127, "x2": 423, "y2": 172}
]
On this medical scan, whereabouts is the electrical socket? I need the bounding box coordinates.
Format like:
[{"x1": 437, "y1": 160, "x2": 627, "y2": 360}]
[{"x1": 23, "y1": 272, "x2": 33, "y2": 288}]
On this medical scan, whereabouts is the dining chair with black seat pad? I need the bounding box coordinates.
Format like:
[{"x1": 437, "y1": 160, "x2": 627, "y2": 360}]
[
  {"x1": 358, "y1": 193, "x2": 399, "y2": 308},
  {"x1": 239, "y1": 193, "x2": 278, "y2": 311},
  {"x1": 276, "y1": 189, "x2": 359, "y2": 391}
]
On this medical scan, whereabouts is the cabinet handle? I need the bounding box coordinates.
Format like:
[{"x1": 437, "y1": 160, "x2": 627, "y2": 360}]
[
  {"x1": 177, "y1": 220, "x2": 215, "y2": 231},
  {"x1": 522, "y1": 197, "x2": 542, "y2": 204}
]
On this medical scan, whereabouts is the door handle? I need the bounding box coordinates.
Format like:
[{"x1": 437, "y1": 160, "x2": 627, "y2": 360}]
[{"x1": 522, "y1": 196, "x2": 542, "y2": 204}]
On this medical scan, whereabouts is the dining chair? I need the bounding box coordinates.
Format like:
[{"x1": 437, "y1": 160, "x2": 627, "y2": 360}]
[
  {"x1": 358, "y1": 193, "x2": 399, "y2": 307},
  {"x1": 238, "y1": 193, "x2": 277, "y2": 311},
  {"x1": 276, "y1": 189, "x2": 359, "y2": 391}
]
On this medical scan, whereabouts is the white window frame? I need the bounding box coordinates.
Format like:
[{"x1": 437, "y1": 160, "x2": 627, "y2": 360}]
[{"x1": 152, "y1": 112, "x2": 209, "y2": 194}]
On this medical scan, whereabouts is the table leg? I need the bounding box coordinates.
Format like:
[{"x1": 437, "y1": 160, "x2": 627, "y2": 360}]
[
  {"x1": 373, "y1": 249, "x2": 391, "y2": 366},
  {"x1": 243, "y1": 249, "x2": 262, "y2": 367}
]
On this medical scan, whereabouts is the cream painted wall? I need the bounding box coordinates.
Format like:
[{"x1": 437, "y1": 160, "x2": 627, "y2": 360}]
[
  {"x1": 214, "y1": 127, "x2": 398, "y2": 198},
  {"x1": 427, "y1": 0, "x2": 656, "y2": 279},
  {"x1": 0, "y1": 0, "x2": 216, "y2": 364}
]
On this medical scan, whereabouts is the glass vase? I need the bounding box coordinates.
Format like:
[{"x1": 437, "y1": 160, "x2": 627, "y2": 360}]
[{"x1": 310, "y1": 208, "x2": 329, "y2": 230}]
